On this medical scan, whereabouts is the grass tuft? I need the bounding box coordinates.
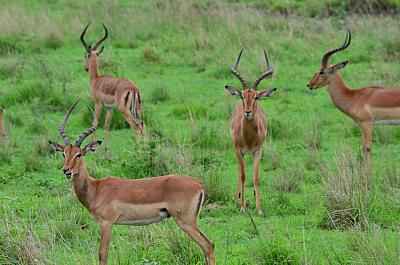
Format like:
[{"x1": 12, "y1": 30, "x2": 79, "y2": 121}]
[{"x1": 321, "y1": 147, "x2": 371, "y2": 229}]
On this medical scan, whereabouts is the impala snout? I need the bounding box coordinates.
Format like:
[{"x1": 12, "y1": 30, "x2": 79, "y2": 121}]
[
  {"x1": 244, "y1": 110, "x2": 253, "y2": 118},
  {"x1": 63, "y1": 168, "x2": 72, "y2": 178}
]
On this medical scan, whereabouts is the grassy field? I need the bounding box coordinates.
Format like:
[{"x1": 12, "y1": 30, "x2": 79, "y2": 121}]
[{"x1": 1, "y1": 0, "x2": 400, "y2": 264}]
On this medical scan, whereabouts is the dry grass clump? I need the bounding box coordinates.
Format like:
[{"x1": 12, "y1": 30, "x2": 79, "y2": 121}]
[
  {"x1": 321, "y1": 147, "x2": 371, "y2": 229},
  {"x1": 0, "y1": 209, "x2": 46, "y2": 265}
]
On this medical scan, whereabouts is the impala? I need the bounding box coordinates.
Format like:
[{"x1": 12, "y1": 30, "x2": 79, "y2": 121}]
[
  {"x1": 80, "y1": 23, "x2": 144, "y2": 148},
  {"x1": 307, "y1": 29, "x2": 400, "y2": 170},
  {"x1": 225, "y1": 49, "x2": 277, "y2": 214},
  {"x1": 49, "y1": 101, "x2": 215, "y2": 265}
]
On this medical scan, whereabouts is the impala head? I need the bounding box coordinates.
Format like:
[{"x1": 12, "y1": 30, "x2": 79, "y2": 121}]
[
  {"x1": 49, "y1": 100, "x2": 102, "y2": 178},
  {"x1": 80, "y1": 22, "x2": 108, "y2": 72},
  {"x1": 307, "y1": 29, "x2": 351, "y2": 90},
  {"x1": 225, "y1": 49, "x2": 276, "y2": 119}
]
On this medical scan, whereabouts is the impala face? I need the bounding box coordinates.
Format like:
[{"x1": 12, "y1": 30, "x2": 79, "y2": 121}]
[
  {"x1": 225, "y1": 49, "x2": 275, "y2": 120},
  {"x1": 49, "y1": 100, "x2": 101, "y2": 179},
  {"x1": 225, "y1": 86, "x2": 276, "y2": 119},
  {"x1": 49, "y1": 141, "x2": 102, "y2": 178},
  {"x1": 307, "y1": 61, "x2": 348, "y2": 90}
]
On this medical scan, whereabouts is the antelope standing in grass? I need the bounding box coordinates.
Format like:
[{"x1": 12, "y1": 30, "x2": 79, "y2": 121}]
[
  {"x1": 49, "y1": 101, "x2": 215, "y2": 265},
  {"x1": 80, "y1": 23, "x2": 144, "y2": 149},
  {"x1": 307, "y1": 29, "x2": 400, "y2": 170},
  {"x1": 225, "y1": 49, "x2": 277, "y2": 214}
]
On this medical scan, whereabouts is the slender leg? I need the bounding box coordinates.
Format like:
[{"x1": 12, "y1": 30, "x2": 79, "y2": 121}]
[
  {"x1": 122, "y1": 110, "x2": 143, "y2": 144},
  {"x1": 173, "y1": 218, "x2": 215, "y2": 265},
  {"x1": 253, "y1": 150, "x2": 263, "y2": 215},
  {"x1": 99, "y1": 221, "x2": 113, "y2": 265},
  {"x1": 104, "y1": 109, "x2": 112, "y2": 151},
  {"x1": 360, "y1": 122, "x2": 373, "y2": 173},
  {"x1": 135, "y1": 106, "x2": 146, "y2": 141},
  {"x1": 234, "y1": 148, "x2": 246, "y2": 212}
]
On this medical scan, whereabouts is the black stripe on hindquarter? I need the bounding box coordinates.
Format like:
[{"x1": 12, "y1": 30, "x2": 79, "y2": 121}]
[
  {"x1": 195, "y1": 191, "x2": 203, "y2": 216},
  {"x1": 124, "y1": 91, "x2": 131, "y2": 106}
]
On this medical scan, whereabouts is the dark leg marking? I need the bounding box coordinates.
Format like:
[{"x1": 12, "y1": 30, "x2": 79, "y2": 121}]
[{"x1": 124, "y1": 91, "x2": 130, "y2": 106}]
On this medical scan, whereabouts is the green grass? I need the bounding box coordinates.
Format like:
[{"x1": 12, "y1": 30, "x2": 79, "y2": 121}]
[{"x1": 1, "y1": 0, "x2": 400, "y2": 264}]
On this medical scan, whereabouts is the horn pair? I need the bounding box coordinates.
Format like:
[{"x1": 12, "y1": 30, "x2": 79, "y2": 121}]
[
  {"x1": 80, "y1": 22, "x2": 108, "y2": 51},
  {"x1": 59, "y1": 100, "x2": 98, "y2": 147},
  {"x1": 230, "y1": 49, "x2": 273, "y2": 89}
]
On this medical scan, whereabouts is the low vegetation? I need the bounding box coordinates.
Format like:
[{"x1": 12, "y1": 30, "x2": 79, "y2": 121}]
[{"x1": 1, "y1": 0, "x2": 400, "y2": 264}]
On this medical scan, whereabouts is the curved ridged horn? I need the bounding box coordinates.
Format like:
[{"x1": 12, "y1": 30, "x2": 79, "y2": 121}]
[
  {"x1": 92, "y1": 23, "x2": 108, "y2": 50},
  {"x1": 59, "y1": 100, "x2": 80, "y2": 146},
  {"x1": 80, "y1": 22, "x2": 91, "y2": 50},
  {"x1": 321, "y1": 29, "x2": 351, "y2": 68},
  {"x1": 252, "y1": 50, "x2": 273, "y2": 89},
  {"x1": 230, "y1": 49, "x2": 249, "y2": 89},
  {"x1": 75, "y1": 103, "x2": 98, "y2": 147}
]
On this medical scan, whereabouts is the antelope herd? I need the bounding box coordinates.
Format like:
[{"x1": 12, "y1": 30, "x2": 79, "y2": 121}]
[{"x1": 0, "y1": 22, "x2": 394, "y2": 264}]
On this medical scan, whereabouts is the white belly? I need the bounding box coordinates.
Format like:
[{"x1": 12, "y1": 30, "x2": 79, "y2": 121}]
[
  {"x1": 116, "y1": 211, "x2": 169, "y2": 226},
  {"x1": 371, "y1": 106, "x2": 400, "y2": 122},
  {"x1": 374, "y1": 120, "x2": 400, "y2": 125}
]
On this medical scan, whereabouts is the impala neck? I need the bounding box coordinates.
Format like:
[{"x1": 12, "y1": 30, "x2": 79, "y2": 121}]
[
  {"x1": 72, "y1": 159, "x2": 95, "y2": 211},
  {"x1": 326, "y1": 73, "x2": 354, "y2": 115},
  {"x1": 88, "y1": 55, "x2": 100, "y2": 83}
]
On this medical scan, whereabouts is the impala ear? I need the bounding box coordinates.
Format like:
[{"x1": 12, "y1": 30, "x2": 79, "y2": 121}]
[
  {"x1": 328, "y1": 61, "x2": 348, "y2": 74},
  {"x1": 49, "y1": 140, "x2": 65, "y2": 153},
  {"x1": 257, "y1": 88, "x2": 277, "y2": 99},
  {"x1": 225, "y1": 85, "x2": 242, "y2": 97},
  {"x1": 82, "y1": 141, "x2": 102, "y2": 155},
  {"x1": 96, "y1": 46, "x2": 104, "y2": 56}
]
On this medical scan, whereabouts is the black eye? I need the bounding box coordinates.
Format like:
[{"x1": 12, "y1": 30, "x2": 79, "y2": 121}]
[
  {"x1": 255, "y1": 96, "x2": 259, "y2": 100},
  {"x1": 76, "y1": 153, "x2": 81, "y2": 158},
  {"x1": 319, "y1": 71, "x2": 325, "y2": 76},
  {"x1": 62, "y1": 153, "x2": 65, "y2": 157}
]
